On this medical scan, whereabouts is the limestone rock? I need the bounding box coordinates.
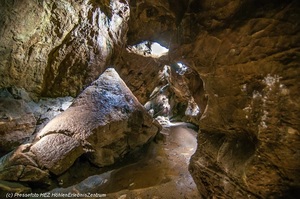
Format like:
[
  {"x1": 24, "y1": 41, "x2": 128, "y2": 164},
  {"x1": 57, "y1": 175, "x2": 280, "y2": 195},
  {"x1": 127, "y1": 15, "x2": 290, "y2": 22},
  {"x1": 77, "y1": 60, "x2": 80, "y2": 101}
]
[
  {"x1": 0, "y1": 144, "x2": 50, "y2": 183},
  {"x1": 31, "y1": 134, "x2": 84, "y2": 175},
  {"x1": 0, "y1": 0, "x2": 299, "y2": 197},
  {"x1": 113, "y1": 50, "x2": 165, "y2": 104},
  {"x1": 0, "y1": 68, "x2": 159, "y2": 184},
  {"x1": 127, "y1": 0, "x2": 176, "y2": 46},
  {"x1": 0, "y1": 98, "x2": 36, "y2": 153},
  {"x1": 180, "y1": 1, "x2": 300, "y2": 198},
  {"x1": 36, "y1": 68, "x2": 160, "y2": 167},
  {"x1": 0, "y1": 0, "x2": 130, "y2": 98}
]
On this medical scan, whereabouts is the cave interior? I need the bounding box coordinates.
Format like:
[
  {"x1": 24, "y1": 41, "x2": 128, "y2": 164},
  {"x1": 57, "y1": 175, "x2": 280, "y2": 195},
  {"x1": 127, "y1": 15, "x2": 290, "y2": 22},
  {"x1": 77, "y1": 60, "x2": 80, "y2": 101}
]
[{"x1": 0, "y1": 0, "x2": 299, "y2": 198}]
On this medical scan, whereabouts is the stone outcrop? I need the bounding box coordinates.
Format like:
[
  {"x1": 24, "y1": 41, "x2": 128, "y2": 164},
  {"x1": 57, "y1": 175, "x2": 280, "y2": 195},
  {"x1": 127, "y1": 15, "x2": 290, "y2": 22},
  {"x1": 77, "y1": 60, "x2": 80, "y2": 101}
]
[
  {"x1": 0, "y1": 68, "x2": 159, "y2": 185},
  {"x1": 127, "y1": 0, "x2": 177, "y2": 47}
]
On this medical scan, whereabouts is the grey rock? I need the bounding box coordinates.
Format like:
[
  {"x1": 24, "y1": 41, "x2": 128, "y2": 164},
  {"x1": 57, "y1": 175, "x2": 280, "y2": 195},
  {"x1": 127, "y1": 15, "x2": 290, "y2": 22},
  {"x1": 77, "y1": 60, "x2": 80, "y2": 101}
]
[
  {"x1": 31, "y1": 134, "x2": 84, "y2": 175},
  {"x1": 0, "y1": 98, "x2": 36, "y2": 153},
  {"x1": 36, "y1": 68, "x2": 160, "y2": 167},
  {"x1": 0, "y1": 68, "x2": 160, "y2": 185}
]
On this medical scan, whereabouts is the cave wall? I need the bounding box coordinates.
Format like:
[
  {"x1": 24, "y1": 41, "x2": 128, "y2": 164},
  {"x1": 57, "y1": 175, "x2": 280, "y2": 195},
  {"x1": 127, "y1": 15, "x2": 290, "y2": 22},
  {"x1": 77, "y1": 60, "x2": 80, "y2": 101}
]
[
  {"x1": 172, "y1": 0, "x2": 300, "y2": 198},
  {"x1": 0, "y1": 0, "x2": 300, "y2": 198},
  {"x1": 121, "y1": 0, "x2": 300, "y2": 198},
  {"x1": 0, "y1": 0, "x2": 130, "y2": 98},
  {"x1": 0, "y1": 0, "x2": 168, "y2": 104}
]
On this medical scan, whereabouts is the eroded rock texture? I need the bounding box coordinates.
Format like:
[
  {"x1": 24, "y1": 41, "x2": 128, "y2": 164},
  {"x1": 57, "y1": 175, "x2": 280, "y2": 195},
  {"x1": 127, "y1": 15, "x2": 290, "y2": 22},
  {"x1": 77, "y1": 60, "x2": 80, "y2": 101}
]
[
  {"x1": 173, "y1": 1, "x2": 300, "y2": 198},
  {"x1": 0, "y1": 68, "x2": 159, "y2": 184},
  {"x1": 0, "y1": 0, "x2": 129, "y2": 98},
  {"x1": 123, "y1": 0, "x2": 300, "y2": 197},
  {"x1": 0, "y1": 0, "x2": 299, "y2": 198}
]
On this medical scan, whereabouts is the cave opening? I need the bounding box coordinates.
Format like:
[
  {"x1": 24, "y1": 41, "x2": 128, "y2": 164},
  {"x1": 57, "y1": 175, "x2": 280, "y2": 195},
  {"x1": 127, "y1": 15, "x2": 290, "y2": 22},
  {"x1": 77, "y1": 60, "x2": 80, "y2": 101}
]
[
  {"x1": 127, "y1": 40, "x2": 169, "y2": 57},
  {"x1": 0, "y1": 0, "x2": 299, "y2": 197}
]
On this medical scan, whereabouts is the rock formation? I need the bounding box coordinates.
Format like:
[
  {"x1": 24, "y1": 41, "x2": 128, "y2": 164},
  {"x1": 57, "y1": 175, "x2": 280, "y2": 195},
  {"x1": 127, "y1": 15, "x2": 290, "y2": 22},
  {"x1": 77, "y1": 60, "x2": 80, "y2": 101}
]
[
  {"x1": 0, "y1": 0, "x2": 130, "y2": 98},
  {"x1": 172, "y1": 0, "x2": 300, "y2": 198},
  {"x1": 0, "y1": 0, "x2": 299, "y2": 198},
  {"x1": 0, "y1": 68, "x2": 159, "y2": 186}
]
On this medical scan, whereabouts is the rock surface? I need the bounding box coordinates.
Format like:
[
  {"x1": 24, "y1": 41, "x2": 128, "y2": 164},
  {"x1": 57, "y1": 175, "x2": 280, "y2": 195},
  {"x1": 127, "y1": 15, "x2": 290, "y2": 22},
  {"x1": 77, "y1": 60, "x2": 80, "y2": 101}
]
[
  {"x1": 0, "y1": 0, "x2": 299, "y2": 198},
  {"x1": 0, "y1": 98, "x2": 36, "y2": 153},
  {"x1": 31, "y1": 134, "x2": 84, "y2": 175},
  {"x1": 0, "y1": 0, "x2": 129, "y2": 98},
  {"x1": 174, "y1": 1, "x2": 300, "y2": 198},
  {"x1": 0, "y1": 68, "x2": 159, "y2": 187},
  {"x1": 125, "y1": 0, "x2": 300, "y2": 198},
  {"x1": 36, "y1": 68, "x2": 159, "y2": 168}
]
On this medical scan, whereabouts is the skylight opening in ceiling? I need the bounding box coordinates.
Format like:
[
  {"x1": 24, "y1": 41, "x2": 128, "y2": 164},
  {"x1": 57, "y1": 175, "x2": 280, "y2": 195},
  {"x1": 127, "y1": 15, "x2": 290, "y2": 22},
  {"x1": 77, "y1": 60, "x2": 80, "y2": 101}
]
[{"x1": 127, "y1": 41, "x2": 169, "y2": 58}]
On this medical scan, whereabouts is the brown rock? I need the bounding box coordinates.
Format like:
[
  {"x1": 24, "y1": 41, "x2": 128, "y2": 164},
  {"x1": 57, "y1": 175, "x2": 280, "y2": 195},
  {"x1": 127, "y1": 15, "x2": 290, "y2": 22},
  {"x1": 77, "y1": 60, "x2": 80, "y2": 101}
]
[
  {"x1": 127, "y1": 0, "x2": 176, "y2": 46},
  {"x1": 113, "y1": 50, "x2": 164, "y2": 104},
  {"x1": 0, "y1": 0, "x2": 299, "y2": 197},
  {"x1": 0, "y1": 0, "x2": 130, "y2": 98},
  {"x1": 183, "y1": 1, "x2": 300, "y2": 198}
]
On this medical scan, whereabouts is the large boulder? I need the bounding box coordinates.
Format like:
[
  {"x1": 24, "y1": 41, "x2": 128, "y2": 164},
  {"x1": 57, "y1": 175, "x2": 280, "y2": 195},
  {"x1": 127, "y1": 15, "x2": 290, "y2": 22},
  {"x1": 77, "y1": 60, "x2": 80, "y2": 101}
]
[
  {"x1": 36, "y1": 68, "x2": 160, "y2": 168},
  {"x1": 0, "y1": 68, "x2": 160, "y2": 184}
]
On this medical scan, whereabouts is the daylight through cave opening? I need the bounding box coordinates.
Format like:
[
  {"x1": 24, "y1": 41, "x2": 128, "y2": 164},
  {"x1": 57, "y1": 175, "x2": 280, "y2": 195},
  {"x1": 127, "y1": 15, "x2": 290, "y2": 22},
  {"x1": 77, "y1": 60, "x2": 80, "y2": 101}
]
[
  {"x1": 0, "y1": 0, "x2": 299, "y2": 197},
  {"x1": 127, "y1": 40, "x2": 169, "y2": 57}
]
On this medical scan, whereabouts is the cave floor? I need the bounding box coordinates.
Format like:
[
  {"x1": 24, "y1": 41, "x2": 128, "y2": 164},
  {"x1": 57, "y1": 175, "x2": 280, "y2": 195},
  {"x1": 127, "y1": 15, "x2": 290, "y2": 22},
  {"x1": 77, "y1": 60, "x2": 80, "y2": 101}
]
[{"x1": 48, "y1": 127, "x2": 201, "y2": 199}]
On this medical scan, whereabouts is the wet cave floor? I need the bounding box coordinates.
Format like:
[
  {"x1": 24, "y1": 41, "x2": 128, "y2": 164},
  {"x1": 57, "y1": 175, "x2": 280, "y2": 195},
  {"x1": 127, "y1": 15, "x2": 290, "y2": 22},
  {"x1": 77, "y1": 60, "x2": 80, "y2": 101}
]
[{"x1": 46, "y1": 127, "x2": 201, "y2": 199}]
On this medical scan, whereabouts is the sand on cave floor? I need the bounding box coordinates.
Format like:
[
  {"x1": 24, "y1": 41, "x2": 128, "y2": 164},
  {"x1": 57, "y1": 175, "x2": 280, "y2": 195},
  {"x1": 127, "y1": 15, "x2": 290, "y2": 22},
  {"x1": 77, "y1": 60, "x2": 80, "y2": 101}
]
[{"x1": 48, "y1": 126, "x2": 201, "y2": 199}]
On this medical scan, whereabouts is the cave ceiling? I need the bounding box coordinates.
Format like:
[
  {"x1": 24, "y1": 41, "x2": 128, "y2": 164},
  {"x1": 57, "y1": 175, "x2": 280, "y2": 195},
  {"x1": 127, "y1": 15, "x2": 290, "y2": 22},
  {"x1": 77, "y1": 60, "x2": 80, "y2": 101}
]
[{"x1": 0, "y1": 0, "x2": 299, "y2": 198}]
